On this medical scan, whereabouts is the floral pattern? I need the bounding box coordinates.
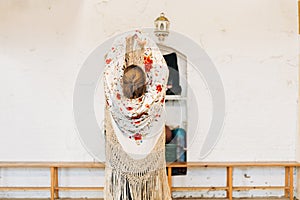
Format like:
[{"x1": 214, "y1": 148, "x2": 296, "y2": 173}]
[
  {"x1": 103, "y1": 30, "x2": 169, "y2": 144},
  {"x1": 144, "y1": 55, "x2": 153, "y2": 72}
]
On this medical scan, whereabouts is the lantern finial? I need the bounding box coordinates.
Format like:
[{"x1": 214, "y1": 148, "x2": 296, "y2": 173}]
[{"x1": 154, "y1": 12, "x2": 170, "y2": 42}]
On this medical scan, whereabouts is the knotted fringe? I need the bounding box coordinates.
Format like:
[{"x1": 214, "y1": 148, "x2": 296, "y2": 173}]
[
  {"x1": 105, "y1": 168, "x2": 170, "y2": 200},
  {"x1": 104, "y1": 109, "x2": 171, "y2": 200}
]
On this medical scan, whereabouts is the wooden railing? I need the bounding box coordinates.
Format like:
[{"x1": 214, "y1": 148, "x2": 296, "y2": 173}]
[
  {"x1": 168, "y1": 162, "x2": 297, "y2": 200},
  {"x1": 0, "y1": 162, "x2": 298, "y2": 200}
]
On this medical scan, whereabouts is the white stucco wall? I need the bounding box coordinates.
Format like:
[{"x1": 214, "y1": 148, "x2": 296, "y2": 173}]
[{"x1": 0, "y1": 0, "x2": 298, "y2": 198}]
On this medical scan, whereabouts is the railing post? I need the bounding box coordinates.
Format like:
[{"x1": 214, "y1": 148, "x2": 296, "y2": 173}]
[
  {"x1": 227, "y1": 166, "x2": 233, "y2": 200},
  {"x1": 168, "y1": 166, "x2": 172, "y2": 195},
  {"x1": 54, "y1": 167, "x2": 59, "y2": 199},
  {"x1": 50, "y1": 167, "x2": 55, "y2": 200},
  {"x1": 285, "y1": 167, "x2": 290, "y2": 198},
  {"x1": 289, "y1": 166, "x2": 294, "y2": 200}
]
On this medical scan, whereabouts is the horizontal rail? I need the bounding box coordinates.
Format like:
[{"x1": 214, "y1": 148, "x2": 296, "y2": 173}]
[
  {"x1": 0, "y1": 187, "x2": 50, "y2": 191},
  {"x1": 0, "y1": 161, "x2": 298, "y2": 168},
  {"x1": 233, "y1": 186, "x2": 289, "y2": 190},
  {"x1": 172, "y1": 186, "x2": 229, "y2": 191},
  {"x1": 56, "y1": 187, "x2": 104, "y2": 191},
  {"x1": 167, "y1": 162, "x2": 299, "y2": 167},
  {"x1": 0, "y1": 162, "x2": 105, "y2": 168},
  {"x1": 0, "y1": 161, "x2": 297, "y2": 200}
]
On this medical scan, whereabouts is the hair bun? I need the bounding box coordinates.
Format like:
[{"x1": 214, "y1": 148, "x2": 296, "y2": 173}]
[{"x1": 123, "y1": 65, "x2": 146, "y2": 99}]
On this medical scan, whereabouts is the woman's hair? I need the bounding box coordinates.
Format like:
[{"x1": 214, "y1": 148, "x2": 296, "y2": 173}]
[{"x1": 122, "y1": 65, "x2": 146, "y2": 99}]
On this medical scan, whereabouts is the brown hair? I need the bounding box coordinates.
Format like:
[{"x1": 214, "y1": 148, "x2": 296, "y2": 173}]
[{"x1": 122, "y1": 65, "x2": 146, "y2": 99}]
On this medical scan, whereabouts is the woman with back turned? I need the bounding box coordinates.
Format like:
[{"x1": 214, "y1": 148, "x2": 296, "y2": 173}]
[{"x1": 103, "y1": 30, "x2": 171, "y2": 200}]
